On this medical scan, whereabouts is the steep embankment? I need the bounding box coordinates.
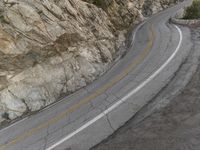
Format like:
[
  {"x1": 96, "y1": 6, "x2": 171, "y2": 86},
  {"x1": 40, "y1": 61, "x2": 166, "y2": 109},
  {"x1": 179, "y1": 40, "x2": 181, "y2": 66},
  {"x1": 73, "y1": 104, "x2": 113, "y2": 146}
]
[{"x1": 0, "y1": 0, "x2": 177, "y2": 123}]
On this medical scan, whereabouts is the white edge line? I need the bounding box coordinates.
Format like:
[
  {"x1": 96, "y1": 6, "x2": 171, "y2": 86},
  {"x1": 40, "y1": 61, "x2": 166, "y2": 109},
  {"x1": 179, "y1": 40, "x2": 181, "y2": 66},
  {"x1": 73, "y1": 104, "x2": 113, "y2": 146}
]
[
  {"x1": 0, "y1": 0, "x2": 186, "y2": 132},
  {"x1": 46, "y1": 25, "x2": 182, "y2": 150}
]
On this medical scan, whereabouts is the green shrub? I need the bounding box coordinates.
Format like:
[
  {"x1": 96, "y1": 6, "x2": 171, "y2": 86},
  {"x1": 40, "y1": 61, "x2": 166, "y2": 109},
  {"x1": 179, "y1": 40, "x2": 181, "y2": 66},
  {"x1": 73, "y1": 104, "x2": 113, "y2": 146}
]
[
  {"x1": 90, "y1": 0, "x2": 112, "y2": 10},
  {"x1": 93, "y1": 0, "x2": 104, "y2": 8},
  {"x1": 183, "y1": 0, "x2": 200, "y2": 19}
]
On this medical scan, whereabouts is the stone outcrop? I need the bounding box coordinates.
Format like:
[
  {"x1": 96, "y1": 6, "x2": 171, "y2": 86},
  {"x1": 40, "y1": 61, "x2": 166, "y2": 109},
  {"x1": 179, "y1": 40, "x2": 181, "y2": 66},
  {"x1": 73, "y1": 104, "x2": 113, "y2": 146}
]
[
  {"x1": 0, "y1": 0, "x2": 178, "y2": 123},
  {"x1": 171, "y1": 6, "x2": 200, "y2": 29},
  {"x1": 171, "y1": 17, "x2": 200, "y2": 28}
]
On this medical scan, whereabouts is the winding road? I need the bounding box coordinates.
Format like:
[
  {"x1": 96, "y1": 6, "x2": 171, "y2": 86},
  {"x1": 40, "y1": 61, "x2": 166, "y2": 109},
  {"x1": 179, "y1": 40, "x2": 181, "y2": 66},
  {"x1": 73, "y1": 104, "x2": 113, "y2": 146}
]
[{"x1": 0, "y1": 1, "x2": 193, "y2": 150}]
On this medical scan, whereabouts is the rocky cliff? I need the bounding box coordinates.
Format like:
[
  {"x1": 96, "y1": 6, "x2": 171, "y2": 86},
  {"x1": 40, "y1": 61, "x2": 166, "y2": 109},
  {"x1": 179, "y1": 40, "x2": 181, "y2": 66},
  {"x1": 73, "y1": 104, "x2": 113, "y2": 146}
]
[{"x1": 0, "y1": 0, "x2": 178, "y2": 124}]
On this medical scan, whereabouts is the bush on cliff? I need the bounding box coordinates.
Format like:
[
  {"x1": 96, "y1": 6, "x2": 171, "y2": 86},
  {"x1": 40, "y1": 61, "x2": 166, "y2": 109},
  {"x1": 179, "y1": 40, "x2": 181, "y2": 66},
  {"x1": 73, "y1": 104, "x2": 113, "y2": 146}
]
[{"x1": 183, "y1": 0, "x2": 200, "y2": 19}]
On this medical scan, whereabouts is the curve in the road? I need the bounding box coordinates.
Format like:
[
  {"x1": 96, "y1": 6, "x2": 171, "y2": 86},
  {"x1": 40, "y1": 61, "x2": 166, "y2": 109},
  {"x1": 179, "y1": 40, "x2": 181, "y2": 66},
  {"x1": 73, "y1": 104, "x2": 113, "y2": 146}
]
[
  {"x1": 46, "y1": 25, "x2": 182, "y2": 150},
  {"x1": 0, "y1": 24, "x2": 155, "y2": 150}
]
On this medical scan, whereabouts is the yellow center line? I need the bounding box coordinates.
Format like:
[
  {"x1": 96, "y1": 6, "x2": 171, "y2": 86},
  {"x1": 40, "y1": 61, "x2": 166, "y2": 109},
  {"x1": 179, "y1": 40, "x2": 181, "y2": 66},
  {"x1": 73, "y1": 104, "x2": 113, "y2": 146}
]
[{"x1": 0, "y1": 24, "x2": 156, "y2": 150}]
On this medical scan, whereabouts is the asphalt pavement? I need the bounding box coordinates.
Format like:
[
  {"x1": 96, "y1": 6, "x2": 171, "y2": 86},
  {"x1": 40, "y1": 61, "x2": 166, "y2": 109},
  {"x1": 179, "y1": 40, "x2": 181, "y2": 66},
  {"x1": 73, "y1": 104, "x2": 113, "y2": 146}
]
[{"x1": 0, "y1": 1, "x2": 194, "y2": 150}]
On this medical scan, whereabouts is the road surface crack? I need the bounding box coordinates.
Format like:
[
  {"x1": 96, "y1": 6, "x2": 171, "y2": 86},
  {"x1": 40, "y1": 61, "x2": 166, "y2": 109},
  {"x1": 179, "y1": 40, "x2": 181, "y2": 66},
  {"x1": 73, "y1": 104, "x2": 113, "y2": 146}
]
[
  {"x1": 43, "y1": 127, "x2": 50, "y2": 150},
  {"x1": 96, "y1": 104, "x2": 115, "y2": 132}
]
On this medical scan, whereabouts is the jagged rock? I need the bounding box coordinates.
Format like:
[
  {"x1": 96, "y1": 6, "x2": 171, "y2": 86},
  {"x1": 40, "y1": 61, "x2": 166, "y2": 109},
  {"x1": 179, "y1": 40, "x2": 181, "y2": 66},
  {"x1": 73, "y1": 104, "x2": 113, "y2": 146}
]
[{"x1": 0, "y1": 0, "x2": 178, "y2": 123}]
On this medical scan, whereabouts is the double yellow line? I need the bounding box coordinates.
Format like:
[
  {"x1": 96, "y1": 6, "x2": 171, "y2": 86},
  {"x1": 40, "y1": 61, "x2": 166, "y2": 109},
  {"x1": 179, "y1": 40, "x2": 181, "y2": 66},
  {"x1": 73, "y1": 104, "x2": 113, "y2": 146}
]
[{"x1": 0, "y1": 24, "x2": 156, "y2": 150}]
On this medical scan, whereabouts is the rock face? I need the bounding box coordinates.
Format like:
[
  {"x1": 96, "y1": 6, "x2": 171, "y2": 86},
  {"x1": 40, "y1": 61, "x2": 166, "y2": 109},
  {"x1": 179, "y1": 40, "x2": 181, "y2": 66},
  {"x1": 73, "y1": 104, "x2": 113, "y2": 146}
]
[
  {"x1": 0, "y1": 0, "x2": 178, "y2": 123},
  {"x1": 142, "y1": 0, "x2": 179, "y2": 16}
]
